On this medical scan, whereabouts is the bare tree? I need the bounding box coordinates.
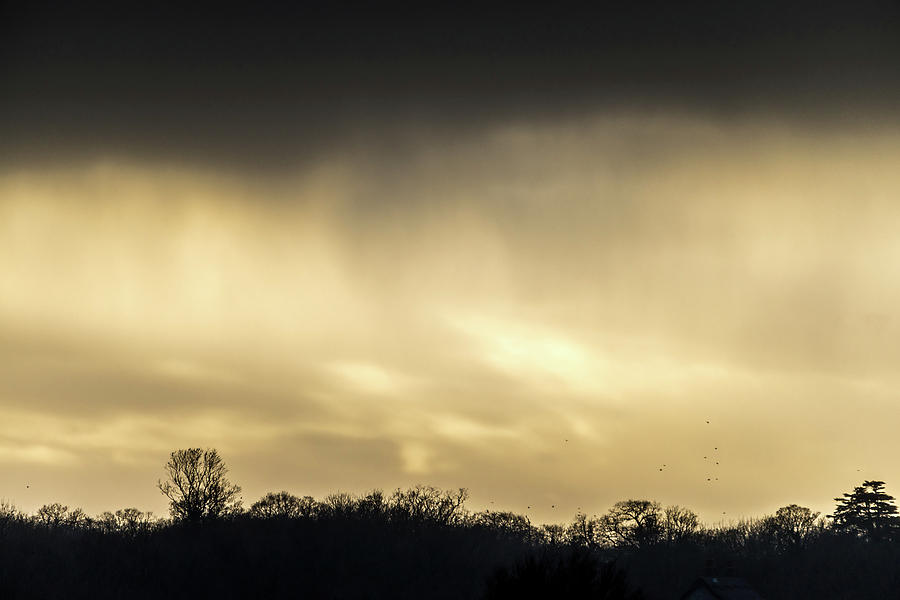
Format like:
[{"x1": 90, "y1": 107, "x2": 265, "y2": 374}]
[
  {"x1": 567, "y1": 512, "x2": 604, "y2": 549},
  {"x1": 96, "y1": 507, "x2": 157, "y2": 534},
  {"x1": 662, "y1": 504, "x2": 700, "y2": 544},
  {"x1": 763, "y1": 504, "x2": 821, "y2": 551},
  {"x1": 473, "y1": 510, "x2": 539, "y2": 542},
  {"x1": 322, "y1": 491, "x2": 356, "y2": 517},
  {"x1": 250, "y1": 491, "x2": 317, "y2": 519},
  {"x1": 389, "y1": 485, "x2": 469, "y2": 525},
  {"x1": 35, "y1": 503, "x2": 87, "y2": 528},
  {"x1": 158, "y1": 448, "x2": 242, "y2": 522},
  {"x1": 355, "y1": 489, "x2": 387, "y2": 519},
  {"x1": 600, "y1": 499, "x2": 663, "y2": 549},
  {"x1": 540, "y1": 523, "x2": 568, "y2": 546}
]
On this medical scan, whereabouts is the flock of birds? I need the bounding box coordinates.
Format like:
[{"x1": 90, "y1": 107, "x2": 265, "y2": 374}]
[
  {"x1": 657, "y1": 420, "x2": 720, "y2": 483},
  {"x1": 22, "y1": 419, "x2": 866, "y2": 521},
  {"x1": 18, "y1": 415, "x2": 870, "y2": 524},
  {"x1": 486, "y1": 419, "x2": 727, "y2": 516}
]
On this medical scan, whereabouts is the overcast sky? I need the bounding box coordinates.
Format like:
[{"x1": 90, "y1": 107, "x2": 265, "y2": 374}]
[{"x1": 3, "y1": 2, "x2": 900, "y2": 524}]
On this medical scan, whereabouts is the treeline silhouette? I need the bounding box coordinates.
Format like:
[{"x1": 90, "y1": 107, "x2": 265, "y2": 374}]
[{"x1": 1, "y1": 449, "x2": 899, "y2": 599}]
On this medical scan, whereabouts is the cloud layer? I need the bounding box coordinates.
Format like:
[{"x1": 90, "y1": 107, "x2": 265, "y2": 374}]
[{"x1": 2, "y1": 113, "x2": 900, "y2": 522}]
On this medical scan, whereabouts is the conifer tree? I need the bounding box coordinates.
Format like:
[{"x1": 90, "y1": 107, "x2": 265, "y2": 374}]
[{"x1": 830, "y1": 480, "x2": 900, "y2": 542}]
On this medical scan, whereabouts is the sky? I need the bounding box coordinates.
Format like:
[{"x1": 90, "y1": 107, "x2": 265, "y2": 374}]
[{"x1": 3, "y1": 2, "x2": 900, "y2": 525}]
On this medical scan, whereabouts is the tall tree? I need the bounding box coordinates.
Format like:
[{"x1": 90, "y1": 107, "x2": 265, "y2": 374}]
[
  {"x1": 662, "y1": 505, "x2": 700, "y2": 545},
  {"x1": 568, "y1": 512, "x2": 604, "y2": 549},
  {"x1": 763, "y1": 504, "x2": 820, "y2": 551},
  {"x1": 830, "y1": 480, "x2": 899, "y2": 542},
  {"x1": 158, "y1": 448, "x2": 242, "y2": 522},
  {"x1": 600, "y1": 500, "x2": 663, "y2": 549}
]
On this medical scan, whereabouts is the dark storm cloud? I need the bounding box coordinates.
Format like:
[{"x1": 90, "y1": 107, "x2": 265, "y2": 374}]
[{"x1": 3, "y1": 1, "x2": 900, "y2": 169}]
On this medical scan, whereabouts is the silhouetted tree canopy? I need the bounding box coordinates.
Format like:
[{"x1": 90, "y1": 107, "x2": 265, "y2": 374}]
[
  {"x1": 157, "y1": 447, "x2": 242, "y2": 522},
  {"x1": 600, "y1": 500, "x2": 664, "y2": 549},
  {"x1": 8, "y1": 458, "x2": 900, "y2": 599},
  {"x1": 389, "y1": 485, "x2": 469, "y2": 525},
  {"x1": 567, "y1": 512, "x2": 605, "y2": 550},
  {"x1": 662, "y1": 505, "x2": 700, "y2": 545},
  {"x1": 762, "y1": 504, "x2": 822, "y2": 552},
  {"x1": 250, "y1": 491, "x2": 317, "y2": 519},
  {"x1": 473, "y1": 510, "x2": 540, "y2": 543},
  {"x1": 96, "y1": 507, "x2": 157, "y2": 535},
  {"x1": 35, "y1": 503, "x2": 86, "y2": 528},
  {"x1": 830, "y1": 480, "x2": 900, "y2": 542}
]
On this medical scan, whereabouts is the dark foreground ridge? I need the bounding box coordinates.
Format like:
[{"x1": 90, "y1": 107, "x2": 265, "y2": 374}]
[{"x1": 1, "y1": 448, "x2": 899, "y2": 599}]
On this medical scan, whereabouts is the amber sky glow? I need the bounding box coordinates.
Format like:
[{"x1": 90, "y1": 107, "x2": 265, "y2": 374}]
[{"x1": 3, "y1": 114, "x2": 900, "y2": 523}]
